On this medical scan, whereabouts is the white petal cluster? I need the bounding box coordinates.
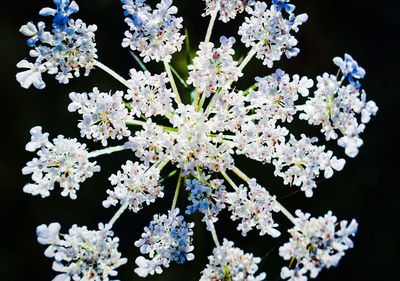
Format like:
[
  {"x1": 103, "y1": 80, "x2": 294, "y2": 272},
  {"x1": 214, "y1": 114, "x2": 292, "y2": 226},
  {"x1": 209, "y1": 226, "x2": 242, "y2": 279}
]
[
  {"x1": 279, "y1": 210, "x2": 358, "y2": 281},
  {"x1": 299, "y1": 70, "x2": 378, "y2": 157},
  {"x1": 22, "y1": 126, "x2": 100, "y2": 199},
  {"x1": 126, "y1": 104, "x2": 236, "y2": 175},
  {"x1": 187, "y1": 36, "x2": 243, "y2": 97},
  {"x1": 125, "y1": 69, "x2": 175, "y2": 117},
  {"x1": 68, "y1": 88, "x2": 130, "y2": 146},
  {"x1": 224, "y1": 178, "x2": 280, "y2": 237},
  {"x1": 202, "y1": 0, "x2": 255, "y2": 22},
  {"x1": 247, "y1": 69, "x2": 314, "y2": 122},
  {"x1": 17, "y1": 2, "x2": 97, "y2": 89},
  {"x1": 272, "y1": 134, "x2": 346, "y2": 197},
  {"x1": 200, "y1": 239, "x2": 266, "y2": 281},
  {"x1": 239, "y1": 1, "x2": 308, "y2": 67},
  {"x1": 134, "y1": 208, "x2": 194, "y2": 277},
  {"x1": 186, "y1": 176, "x2": 226, "y2": 231},
  {"x1": 121, "y1": 0, "x2": 185, "y2": 62},
  {"x1": 103, "y1": 160, "x2": 163, "y2": 212},
  {"x1": 36, "y1": 222, "x2": 127, "y2": 281}
]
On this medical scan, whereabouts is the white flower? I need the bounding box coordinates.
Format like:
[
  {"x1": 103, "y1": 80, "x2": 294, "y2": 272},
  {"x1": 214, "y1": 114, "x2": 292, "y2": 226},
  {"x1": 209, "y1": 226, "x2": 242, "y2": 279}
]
[
  {"x1": 187, "y1": 36, "x2": 243, "y2": 97},
  {"x1": 37, "y1": 222, "x2": 127, "y2": 281},
  {"x1": 68, "y1": 87, "x2": 131, "y2": 146},
  {"x1": 239, "y1": 1, "x2": 307, "y2": 67},
  {"x1": 202, "y1": 0, "x2": 255, "y2": 22},
  {"x1": 125, "y1": 69, "x2": 175, "y2": 117},
  {"x1": 22, "y1": 126, "x2": 100, "y2": 199},
  {"x1": 16, "y1": 59, "x2": 46, "y2": 89},
  {"x1": 17, "y1": 2, "x2": 97, "y2": 88},
  {"x1": 224, "y1": 178, "x2": 280, "y2": 237},
  {"x1": 121, "y1": 0, "x2": 184, "y2": 62},
  {"x1": 279, "y1": 210, "x2": 358, "y2": 281},
  {"x1": 103, "y1": 160, "x2": 163, "y2": 212},
  {"x1": 200, "y1": 239, "x2": 266, "y2": 281}
]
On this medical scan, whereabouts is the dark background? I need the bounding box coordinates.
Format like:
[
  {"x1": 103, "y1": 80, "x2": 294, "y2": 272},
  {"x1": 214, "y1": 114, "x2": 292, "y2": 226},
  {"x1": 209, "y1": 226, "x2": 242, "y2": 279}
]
[{"x1": 1, "y1": 0, "x2": 399, "y2": 280}]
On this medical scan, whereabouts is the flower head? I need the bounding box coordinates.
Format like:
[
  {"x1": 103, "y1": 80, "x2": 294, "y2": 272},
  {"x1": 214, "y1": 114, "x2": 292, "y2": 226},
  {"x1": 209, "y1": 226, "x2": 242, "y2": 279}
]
[
  {"x1": 22, "y1": 126, "x2": 100, "y2": 199},
  {"x1": 134, "y1": 208, "x2": 194, "y2": 277},
  {"x1": 279, "y1": 210, "x2": 358, "y2": 281},
  {"x1": 121, "y1": 0, "x2": 185, "y2": 62},
  {"x1": 36, "y1": 222, "x2": 127, "y2": 281}
]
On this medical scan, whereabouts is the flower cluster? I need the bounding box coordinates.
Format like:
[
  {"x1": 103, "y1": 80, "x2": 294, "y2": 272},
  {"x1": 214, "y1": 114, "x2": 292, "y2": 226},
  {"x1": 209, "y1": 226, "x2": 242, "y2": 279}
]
[
  {"x1": 22, "y1": 126, "x2": 100, "y2": 199},
  {"x1": 103, "y1": 160, "x2": 163, "y2": 212},
  {"x1": 186, "y1": 176, "x2": 226, "y2": 231},
  {"x1": 202, "y1": 0, "x2": 256, "y2": 22},
  {"x1": 68, "y1": 88, "x2": 131, "y2": 146},
  {"x1": 300, "y1": 56, "x2": 378, "y2": 157},
  {"x1": 36, "y1": 222, "x2": 127, "y2": 281},
  {"x1": 18, "y1": 0, "x2": 377, "y2": 280},
  {"x1": 134, "y1": 208, "x2": 194, "y2": 277},
  {"x1": 239, "y1": 1, "x2": 308, "y2": 67},
  {"x1": 121, "y1": 0, "x2": 185, "y2": 62},
  {"x1": 125, "y1": 68, "x2": 175, "y2": 117},
  {"x1": 224, "y1": 178, "x2": 280, "y2": 237},
  {"x1": 279, "y1": 210, "x2": 358, "y2": 281},
  {"x1": 17, "y1": 0, "x2": 97, "y2": 89},
  {"x1": 187, "y1": 36, "x2": 242, "y2": 97},
  {"x1": 200, "y1": 239, "x2": 266, "y2": 281}
]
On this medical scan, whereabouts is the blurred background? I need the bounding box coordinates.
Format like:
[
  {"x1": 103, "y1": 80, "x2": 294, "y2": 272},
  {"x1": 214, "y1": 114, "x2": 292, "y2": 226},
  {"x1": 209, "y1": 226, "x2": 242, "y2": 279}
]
[{"x1": 1, "y1": 0, "x2": 399, "y2": 280}]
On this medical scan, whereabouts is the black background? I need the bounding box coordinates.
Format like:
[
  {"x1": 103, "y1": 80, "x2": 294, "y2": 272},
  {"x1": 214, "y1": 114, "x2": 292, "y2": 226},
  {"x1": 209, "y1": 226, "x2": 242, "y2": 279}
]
[{"x1": 1, "y1": 0, "x2": 399, "y2": 280}]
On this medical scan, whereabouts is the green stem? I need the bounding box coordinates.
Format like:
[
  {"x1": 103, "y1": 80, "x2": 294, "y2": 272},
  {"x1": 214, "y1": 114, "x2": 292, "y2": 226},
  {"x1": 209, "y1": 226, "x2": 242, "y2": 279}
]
[
  {"x1": 169, "y1": 64, "x2": 189, "y2": 89},
  {"x1": 238, "y1": 47, "x2": 257, "y2": 72},
  {"x1": 88, "y1": 145, "x2": 126, "y2": 158},
  {"x1": 204, "y1": 11, "x2": 218, "y2": 44},
  {"x1": 163, "y1": 60, "x2": 182, "y2": 104},
  {"x1": 171, "y1": 169, "x2": 183, "y2": 210},
  {"x1": 94, "y1": 60, "x2": 132, "y2": 90}
]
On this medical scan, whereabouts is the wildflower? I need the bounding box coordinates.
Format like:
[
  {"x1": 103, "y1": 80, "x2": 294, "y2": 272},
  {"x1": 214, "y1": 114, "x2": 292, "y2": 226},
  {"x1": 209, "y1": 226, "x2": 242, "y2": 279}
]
[
  {"x1": 239, "y1": 1, "x2": 308, "y2": 67},
  {"x1": 202, "y1": 0, "x2": 255, "y2": 22},
  {"x1": 121, "y1": 0, "x2": 185, "y2": 62},
  {"x1": 333, "y1": 53, "x2": 366, "y2": 86},
  {"x1": 186, "y1": 177, "x2": 226, "y2": 231},
  {"x1": 36, "y1": 222, "x2": 127, "y2": 281},
  {"x1": 16, "y1": 1, "x2": 97, "y2": 88},
  {"x1": 68, "y1": 88, "x2": 130, "y2": 146},
  {"x1": 187, "y1": 36, "x2": 243, "y2": 97},
  {"x1": 200, "y1": 239, "x2": 266, "y2": 281},
  {"x1": 22, "y1": 126, "x2": 100, "y2": 199},
  {"x1": 134, "y1": 208, "x2": 194, "y2": 277},
  {"x1": 103, "y1": 160, "x2": 163, "y2": 212},
  {"x1": 125, "y1": 69, "x2": 175, "y2": 117},
  {"x1": 224, "y1": 178, "x2": 280, "y2": 237},
  {"x1": 279, "y1": 210, "x2": 358, "y2": 281}
]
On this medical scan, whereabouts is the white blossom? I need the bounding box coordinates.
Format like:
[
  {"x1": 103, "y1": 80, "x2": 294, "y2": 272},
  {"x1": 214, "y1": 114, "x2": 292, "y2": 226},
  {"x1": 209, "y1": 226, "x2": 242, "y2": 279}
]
[
  {"x1": 103, "y1": 160, "x2": 163, "y2": 212},
  {"x1": 202, "y1": 0, "x2": 255, "y2": 22},
  {"x1": 224, "y1": 178, "x2": 280, "y2": 237},
  {"x1": 239, "y1": 1, "x2": 308, "y2": 67},
  {"x1": 121, "y1": 0, "x2": 185, "y2": 62},
  {"x1": 68, "y1": 87, "x2": 130, "y2": 146},
  {"x1": 187, "y1": 36, "x2": 243, "y2": 97},
  {"x1": 125, "y1": 69, "x2": 175, "y2": 117},
  {"x1": 200, "y1": 239, "x2": 266, "y2": 281},
  {"x1": 17, "y1": 2, "x2": 97, "y2": 88},
  {"x1": 36, "y1": 222, "x2": 127, "y2": 281},
  {"x1": 22, "y1": 126, "x2": 100, "y2": 199},
  {"x1": 279, "y1": 210, "x2": 358, "y2": 281}
]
